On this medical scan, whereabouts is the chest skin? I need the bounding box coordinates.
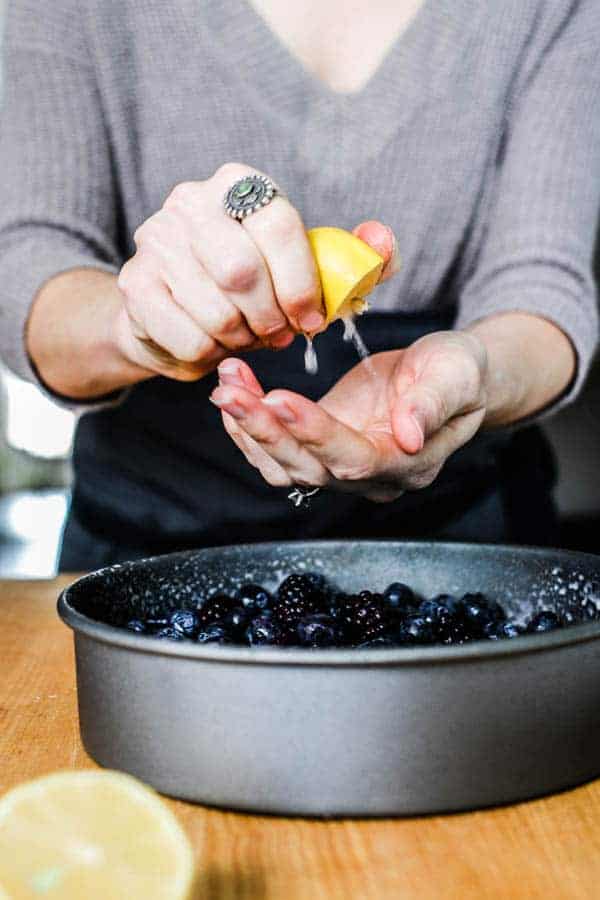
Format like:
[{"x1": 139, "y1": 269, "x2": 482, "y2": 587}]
[{"x1": 246, "y1": 0, "x2": 426, "y2": 94}]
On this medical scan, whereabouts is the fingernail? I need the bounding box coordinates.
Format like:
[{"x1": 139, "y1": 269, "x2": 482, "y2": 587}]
[
  {"x1": 219, "y1": 371, "x2": 244, "y2": 388},
  {"x1": 263, "y1": 396, "x2": 296, "y2": 423},
  {"x1": 218, "y1": 359, "x2": 242, "y2": 375},
  {"x1": 210, "y1": 389, "x2": 247, "y2": 419},
  {"x1": 270, "y1": 329, "x2": 295, "y2": 349},
  {"x1": 298, "y1": 311, "x2": 325, "y2": 332}
]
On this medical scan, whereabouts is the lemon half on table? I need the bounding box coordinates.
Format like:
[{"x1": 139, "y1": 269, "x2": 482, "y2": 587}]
[
  {"x1": 307, "y1": 226, "x2": 386, "y2": 323},
  {"x1": 0, "y1": 770, "x2": 195, "y2": 899}
]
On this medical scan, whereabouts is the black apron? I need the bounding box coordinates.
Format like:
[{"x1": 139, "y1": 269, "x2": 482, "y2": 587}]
[{"x1": 59, "y1": 312, "x2": 558, "y2": 571}]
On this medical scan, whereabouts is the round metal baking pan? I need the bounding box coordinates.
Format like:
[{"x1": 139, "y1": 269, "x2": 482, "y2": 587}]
[{"x1": 58, "y1": 541, "x2": 600, "y2": 816}]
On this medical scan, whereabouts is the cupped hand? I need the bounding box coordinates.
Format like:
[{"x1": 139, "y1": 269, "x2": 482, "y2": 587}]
[
  {"x1": 210, "y1": 331, "x2": 489, "y2": 502},
  {"x1": 113, "y1": 162, "x2": 398, "y2": 382}
]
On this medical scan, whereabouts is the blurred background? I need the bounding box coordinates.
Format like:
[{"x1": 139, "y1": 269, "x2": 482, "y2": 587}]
[{"x1": 0, "y1": 1, "x2": 598, "y2": 577}]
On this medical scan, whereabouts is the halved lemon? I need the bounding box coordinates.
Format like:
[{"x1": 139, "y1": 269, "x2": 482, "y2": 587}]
[
  {"x1": 0, "y1": 770, "x2": 195, "y2": 899},
  {"x1": 307, "y1": 226, "x2": 385, "y2": 323}
]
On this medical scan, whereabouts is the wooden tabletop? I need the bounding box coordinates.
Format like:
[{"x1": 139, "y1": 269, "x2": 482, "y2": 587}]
[{"x1": 2, "y1": 578, "x2": 600, "y2": 899}]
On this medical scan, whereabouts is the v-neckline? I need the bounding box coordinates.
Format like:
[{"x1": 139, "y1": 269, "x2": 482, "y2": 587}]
[
  {"x1": 196, "y1": 0, "x2": 472, "y2": 180},
  {"x1": 237, "y1": 0, "x2": 432, "y2": 101}
]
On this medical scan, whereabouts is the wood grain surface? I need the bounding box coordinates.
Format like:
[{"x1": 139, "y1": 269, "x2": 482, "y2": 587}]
[{"x1": 2, "y1": 578, "x2": 600, "y2": 899}]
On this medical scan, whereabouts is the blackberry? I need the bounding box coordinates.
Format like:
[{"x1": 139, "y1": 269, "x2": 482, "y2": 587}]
[
  {"x1": 246, "y1": 614, "x2": 287, "y2": 647},
  {"x1": 526, "y1": 610, "x2": 561, "y2": 633},
  {"x1": 197, "y1": 624, "x2": 229, "y2": 644},
  {"x1": 274, "y1": 574, "x2": 320, "y2": 627},
  {"x1": 236, "y1": 583, "x2": 272, "y2": 611},
  {"x1": 337, "y1": 592, "x2": 389, "y2": 643},
  {"x1": 297, "y1": 614, "x2": 340, "y2": 648},
  {"x1": 169, "y1": 609, "x2": 200, "y2": 638},
  {"x1": 153, "y1": 626, "x2": 185, "y2": 641},
  {"x1": 126, "y1": 619, "x2": 146, "y2": 633},
  {"x1": 197, "y1": 593, "x2": 236, "y2": 627}
]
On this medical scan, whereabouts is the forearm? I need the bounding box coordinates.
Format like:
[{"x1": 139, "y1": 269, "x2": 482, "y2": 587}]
[
  {"x1": 26, "y1": 268, "x2": 152, "y2": 400},
  {"x1": 466, "y1": 312, "x2": 576, "y2": 428}
]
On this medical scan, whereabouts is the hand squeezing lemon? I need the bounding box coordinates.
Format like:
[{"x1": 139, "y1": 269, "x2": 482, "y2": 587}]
[{"x1": 307, "y1": 226, "x2": 388, "y2": 323}]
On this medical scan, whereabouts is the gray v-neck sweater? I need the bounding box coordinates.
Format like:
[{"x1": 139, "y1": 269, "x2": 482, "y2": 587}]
[{"x1": 0, "y1": 0, "x2": 599, "y2": 408}]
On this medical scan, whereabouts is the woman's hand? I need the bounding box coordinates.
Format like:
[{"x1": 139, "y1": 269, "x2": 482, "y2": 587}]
[
  {"x1": 114, "y1": 163, "x2": 326, "y2": 380},
  {"x1": 210, "y1": 330, "x2": 488, "y2": 502}
]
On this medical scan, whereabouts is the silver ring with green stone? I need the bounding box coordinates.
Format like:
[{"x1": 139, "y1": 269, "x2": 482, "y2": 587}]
[{"x1": 224, "y1": 173, "x2": 279, "y2": 220}]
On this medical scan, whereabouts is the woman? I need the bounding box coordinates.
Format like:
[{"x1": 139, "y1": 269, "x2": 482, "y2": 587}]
[{"x1": 0, "y1": 0, "x2": 598, "y2": 570}]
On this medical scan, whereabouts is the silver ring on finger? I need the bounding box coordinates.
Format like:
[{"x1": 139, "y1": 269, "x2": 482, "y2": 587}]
[
  {"x1": 224, "y1": 173, "x2": 281, "y2": 221},
  {"x1": 287, "y1": 486, "x2": 321, "y2": 509}
]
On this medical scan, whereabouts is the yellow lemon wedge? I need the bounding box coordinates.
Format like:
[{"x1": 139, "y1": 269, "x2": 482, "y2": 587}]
[
  {"x1": 0, "y1": 770, "x2": 196, "y2": 900},
  {"x1": 307, "y1": 226, "x2": 385, "y2": 323}
]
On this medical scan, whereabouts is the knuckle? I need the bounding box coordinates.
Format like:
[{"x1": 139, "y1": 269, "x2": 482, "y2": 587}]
[
  {"x1": 178, "y1": 335, "x2": 210, "y2": 363},
  {"x1": 165, "y1": 181, "x2": 198, "y2": 210},
  {"x1": 215, "y1": 162, "x2": 247, "y2": 182},
  {"x1": 280, "y1": 286, "x2": 320, "y2": 316},
  {"x1": 218, "y1": 256, "x2": 261, "y2": 293},
  {"x1": 215, "y1": 307, "x2": 243, "y2": 334},
  {"x1": 255, "y1": 205, "x2": 301, "y2": 244},
  {"x1": 329, "y1": 460, "x2": 374, "y2": 483}
]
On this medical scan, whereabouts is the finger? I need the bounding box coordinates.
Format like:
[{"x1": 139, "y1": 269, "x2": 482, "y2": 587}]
[
  {"x1": 242, "y1": 197, "x2": 325, "y2": 334},
  {"x1": 260, "y1": 389, "x2": 379, "y2": 483},
  {"x1": 217, "y1": 358, "x2": 265, "y2": 397},
  {"x1": 221, "y1": 411, "x2": 292, "y2": 487},
  {"x1": 391, "y1": 351, "x2": 484, "y2": 454},
  {"x1": 352, "y1": 221, "x2": 401, "y2": 283},
  {"x1": 162, "y1": 252, "x2": 260, "y2": 352},
  {"x1": 164, "y1": 180, "x2": 294, "y2": 345},
  {"x1": 118, "y1": 260, "x2": 224, "y2": 374},
  {"x1": 210, "y1": 385, "x2": 329, "y2": 487}
]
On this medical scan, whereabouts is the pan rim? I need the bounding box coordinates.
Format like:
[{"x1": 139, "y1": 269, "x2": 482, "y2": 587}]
[{"x1": 57, "y1": 540, "x2": 600, "y2": 667}]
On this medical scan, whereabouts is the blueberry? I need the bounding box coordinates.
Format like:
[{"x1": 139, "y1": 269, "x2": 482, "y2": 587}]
[
  {"x1": 126, "y1": 619, "x2": 146, "y2": 633},
  {"x1": 246, "y1": 614, "x2": 286, "y2": 647},
  {"x1": 197, "y1": 624, "x2": 229, "y2": 644},
  {"x1": 432, "y1": 594, "x2": 464, "y2": 618},
  {"x1": 526, "y1": 611, "x2": 562, "y2": 633},
  {"x1": 169, "y1": 609, "x2": 200, "y2": 638},
  {"x1": 484, "y1": 620, "x2": 523, "y2": 640},
  {"x1": 560, "y1": 605, "x2": 583, "y2": 627},
  {"x1": 357, "y1": 636, "x2": 397, "y2": 649},
  {"x1": 236, "y1": 583, "x2": 272, "y2": 611},
  {"x1": 154, "y1": 626, "x2": 185, "y2": 641},
  {"x1": 397, "y1": 614, "x2": 437, "y2": 645},
  {"x1": 223, "y1": 605, "x2": 251, "y2": 637},
  {"x1": 384, "y1": 582, "x2": 416, "y2": 610},
  {"x1": 418, "y1": 598, "x2": 453, "y2": 638},
  {"x1": 297, "y1": 614, "x2": 340, "y2": 648},
  {"x1": 583, "y1": 599, "x2": 598, "y2": 621},
  {"x1": 462, "y1": 593, "x2": 505, "y2": 637}
]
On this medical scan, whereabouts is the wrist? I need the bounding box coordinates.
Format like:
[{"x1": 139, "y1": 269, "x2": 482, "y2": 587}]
[
  {"x1": 464, "y1": 312, "x2": 576, "y2": 427},
  {"x1": 26, "y1": 268, "x2": 152, "y2": 401}
]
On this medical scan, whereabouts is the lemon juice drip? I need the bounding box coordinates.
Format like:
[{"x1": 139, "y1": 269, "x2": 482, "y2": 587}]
[
  {"x1": 342, "y1": 316, "x2": 376, "y2": 377},
  {"x1": 304, "y1": 335, "x2": 319, "y2": 375}
]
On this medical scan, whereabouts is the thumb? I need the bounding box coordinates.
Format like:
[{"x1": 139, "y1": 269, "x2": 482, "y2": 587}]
[{"x1": 352, "y1": 221, "x2": 401, "y2": 282}]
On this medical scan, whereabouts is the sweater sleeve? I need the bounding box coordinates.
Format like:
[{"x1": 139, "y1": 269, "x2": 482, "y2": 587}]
[
  {"x1": 455, "y1": 0, "x2": 600, "y2": 414},
  {"x1": 0, "y1": 1, "x2": 122, "y2": 388}
]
